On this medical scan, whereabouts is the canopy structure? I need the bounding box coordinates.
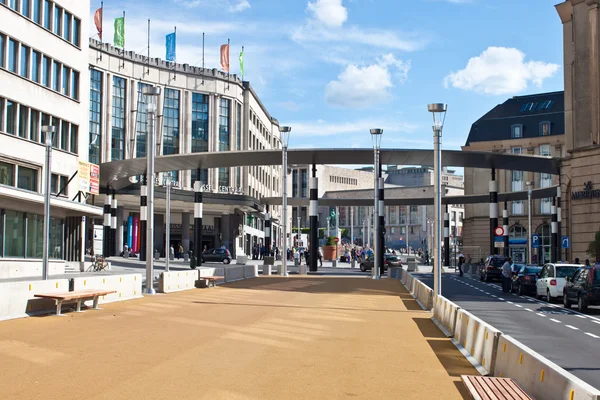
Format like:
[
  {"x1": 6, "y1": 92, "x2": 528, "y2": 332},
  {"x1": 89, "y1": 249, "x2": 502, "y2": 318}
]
[{"x1": 99, "y1": 148, "x2": 561, "y2": 191}]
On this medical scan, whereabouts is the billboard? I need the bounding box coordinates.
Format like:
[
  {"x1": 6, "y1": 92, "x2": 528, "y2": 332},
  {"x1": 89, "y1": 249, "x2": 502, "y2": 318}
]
[{"x1": 78, "y1": 160, "x2": 100, "y2": 195}]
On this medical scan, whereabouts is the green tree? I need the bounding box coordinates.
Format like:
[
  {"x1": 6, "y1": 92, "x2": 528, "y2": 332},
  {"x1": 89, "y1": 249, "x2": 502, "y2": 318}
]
[{"x1": 587, "y1": 230, "x2": 600, "y2": 262}]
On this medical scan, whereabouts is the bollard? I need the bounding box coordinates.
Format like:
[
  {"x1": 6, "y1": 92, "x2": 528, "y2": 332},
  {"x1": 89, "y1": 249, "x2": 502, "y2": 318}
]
[
  {"x1": 351, "y1": 260, "x2": 356, "y2": 268},
  {"x1": 190, "y1": 256, "x2": 196, "y2": 269}
]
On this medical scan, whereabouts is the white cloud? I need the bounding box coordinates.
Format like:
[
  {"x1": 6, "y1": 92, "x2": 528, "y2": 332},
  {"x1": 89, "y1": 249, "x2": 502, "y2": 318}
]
[
  {"x1": 287, "y1": 118, "x2": 418, "y2": 137},
  {"x1": 174, "y1": 0, "x2": 250, "y2": 12},
  {"x1": 307, "y1": 0, "x2": 348, "y2": 27},
  {"x1": 229, "y1": 0, "x2": 250, "y2": 12},
  {"x1": 444, "y1": 46, "x2": 560, "y2": 95},
  {"x1": 324, "y1": 54, "x2": 410, "y2": 108}
]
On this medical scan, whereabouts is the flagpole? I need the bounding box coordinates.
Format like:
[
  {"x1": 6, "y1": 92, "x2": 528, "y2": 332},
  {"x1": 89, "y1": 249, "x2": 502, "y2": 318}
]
[
  {"x1": 202, "y1": 32, "x2": 205, "y2": 85},
  {"x1": 147, "y1": 19, "x2": 150, "y2": 76},
  {"x1": 227, "y1": 38, "x2": 230, "y2": 91},
  {"x1": 241, "y1": 45, "x2": 244, "y2": 81}
]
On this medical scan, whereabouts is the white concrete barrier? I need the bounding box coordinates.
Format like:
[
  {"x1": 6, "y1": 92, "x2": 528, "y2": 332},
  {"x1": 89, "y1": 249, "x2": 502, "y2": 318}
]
[
  {"x1": 198, "y1": 267, "x2": 225, "y2": 285},
  {"x1": 432, "y1": 295, "x2": 461, "y2": 337},
  {"x1": 0, "y1": 279, "x2": 70, "y2": 320},
  {"x1": 400, "y1": 269, "x2": 408, "y2": 284},
  {"x1": 72, "y1": 274, "x2": 143, "y2": 305},
  {"x1": 414, "y1": 279, "x2": 433, "y2": 310},
  {"x1": 158, "y1": 270, "x2": 199, "y2": 293},
  {"x1": 0, "y1": 259, "x2": 65, "y2": 279},
  {"x1": 244, "y1": 265, "x2": 258, "y2": 278},
  {"x1": 453, "y1": 309, "x2": 501, "y2": 376},
  {"x1": 236, "y1": 255, "x2": 248, "y2": 265},
  {"x1": 224, "y1": 266, "x2": 245, "y2": 282},
  {"x1": 494, "y1": 335, "x2": 600, "y2": 400}
]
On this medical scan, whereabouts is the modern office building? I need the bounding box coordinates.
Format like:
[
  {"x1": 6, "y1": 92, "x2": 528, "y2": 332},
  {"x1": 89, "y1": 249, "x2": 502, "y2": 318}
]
[
  {"x1": 0, "y1": 0, "x2": 98, "y2": 277},
  {"x1": 461, "y1": 91, "x2": 565, "y2": 264},
  {"x1": 385, "y1": 166, "x2": 464, "y2": 188},
  {"x1": 88, "y1": 38, "x2": 282, "y2": 258}
]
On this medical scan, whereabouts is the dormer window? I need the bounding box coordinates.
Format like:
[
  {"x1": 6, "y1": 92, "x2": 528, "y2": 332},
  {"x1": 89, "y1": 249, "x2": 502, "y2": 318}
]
[
  {"x1": 511, "y1": 124, "x2": 523, "y2": 138},
  {"x1": 520, "y1": 103, "x2": 536, "y2": 112},
  {"x1": 539, "y1": 121, "x2": 551, "y2": 136}
]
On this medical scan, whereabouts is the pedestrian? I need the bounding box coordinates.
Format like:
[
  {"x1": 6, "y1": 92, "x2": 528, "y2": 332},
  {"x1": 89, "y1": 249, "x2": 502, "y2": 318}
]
[
  {"x1": 585, "y1": 259, "x2": 591, "y2": 266},
  {"x1": 458, "y1": 253, "x2": 465, "y2": 277},
  {"x1": 318, "y1": 246, "x2": 323, "y2": 267},
  {"x1": 501, "y1": 257, "x2": 512, "y2": 293},
  {"x1": 178, "y1": 244, "x2": 183, "y2": 259},
  {"x1": 169, "y1": 245, "x2": 175, "y2": 260},
  {"x1": 305, "y1": 248, "x2": 310, "y2": 266}
]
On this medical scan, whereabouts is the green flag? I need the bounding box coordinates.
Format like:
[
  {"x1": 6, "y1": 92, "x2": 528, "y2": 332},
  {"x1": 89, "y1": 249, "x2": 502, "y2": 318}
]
[
  {"x1": 114, "y1": 16, "x2": 125, "y2": 48},
  {"x1": 239, "y1": 47, "x2": 244, "y2": 80}
]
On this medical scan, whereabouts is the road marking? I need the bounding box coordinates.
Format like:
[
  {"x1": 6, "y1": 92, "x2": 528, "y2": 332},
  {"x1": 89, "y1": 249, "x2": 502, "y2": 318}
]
[
  {"x1": 549, "y1": 318, "x2": 561, "y2": 323},
  {"x1": 565, "y1": 325, "x2": 579, "y2": 330},
  {"x1": 576, "y1": 315, "x2": 587, "y2": 319},
  {"x1": 527, "y1": 299, "x2": 535, "y2": 302},
  {"x1": 491, "y1": 295, "x2": 497, "y2": 298},
  {"x1": 514, "y1": 304, "x2": 523, "y2": 308},
  {"x1": 520, "y1": 296, "x2": 527, "y2": 299},
  {"x1": 498, "y1": 298, "x2": 505, "y2": 301},
  {"x1": 484, "y1": 292, "x2": 490, "y2": 295},
  {"x1": 525, "y1": 309, "x2": 533, "y2": 312},
  {"x1": 585, "y1": 332, "x2": 600, "y2": 338},
  {"x1": 593, "y1": 321, "x2": 600, "y2": 325},
  {"x1": 537, "y1": 313, "x2": 547, "y2": 317},
  {"x1": 506, "y1": 301, "x2": 513, "y2": 304}
]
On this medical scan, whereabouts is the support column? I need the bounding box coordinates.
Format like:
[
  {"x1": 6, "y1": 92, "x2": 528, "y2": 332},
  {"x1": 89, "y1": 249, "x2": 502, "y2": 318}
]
[
  {"x1": 139, "y1": 175, "x2": 147, "y2": 261},
  {"x1": 378, "y1": 161, "x2": 385, "y2": 276},
  {"x1": 503, "y1": 202, "x2": 509, "y2": 257},
  {"x1": 110, "y1": 192, "x2": 117, "y2": 256},
  {"x1": 551, "y1": 197, "x2": 558, "y2": 263},
  {"x1": 489, "y1": 168, "x2": 498, "y2": 256},
  {"x1": 309, "y1": 165, "x2": 318, "y2": 272},
  {"x1": 556, "y1": 186, "x2": 562, "y2": 261},
  {"x1": 444, "y1": 205, "x2": 450, "y2": 267},
  {"x1": 265, "y1": 205, "x2": 271, "y2": 256},
  {"x1": 194, "y1": 180, "x2": 203, "y2": 267},
  {"x1": 181, "y1": 212, "x2": 190, "y2": 254},
  {"x1": 103, "y1": 192, "x2": 112, "y2": 257}
]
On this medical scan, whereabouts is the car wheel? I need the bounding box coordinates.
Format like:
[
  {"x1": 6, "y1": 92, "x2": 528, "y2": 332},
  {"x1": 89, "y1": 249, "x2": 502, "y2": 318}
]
[
  {"x1": 578, "y1": 294, "x2": 588, "y2": 312},
  {"x1": 563, "y1": 292, "x2": 572, "y2": 308},
  {"x1": 547, "y1": 289, "x2": 555, "y2": 303},
  {"x1": 223, "y1": 258, "x2": 231, "y2": 265}
]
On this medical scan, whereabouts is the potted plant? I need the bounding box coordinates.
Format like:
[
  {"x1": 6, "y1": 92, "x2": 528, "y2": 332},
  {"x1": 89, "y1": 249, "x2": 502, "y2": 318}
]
[{"x1": 322, "y1": 236, "x2": 340, "y2": 261}]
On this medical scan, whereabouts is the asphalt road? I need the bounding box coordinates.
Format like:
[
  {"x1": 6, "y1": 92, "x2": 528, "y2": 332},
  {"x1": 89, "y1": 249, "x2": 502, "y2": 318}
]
[{"x1": 415, "y1": 271, "x2": 600, "y2": 391}]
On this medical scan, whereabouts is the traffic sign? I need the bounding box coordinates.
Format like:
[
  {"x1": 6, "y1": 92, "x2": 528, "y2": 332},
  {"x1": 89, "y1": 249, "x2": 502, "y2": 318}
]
[
  {"x1": 494, "y1": 241, "x2": 505, "y2": 248},
  {"x1": 562, "y1": 236, "x2": 570, "y2": 249},
  {"x1": 532, "y1": 234, "x2": 540, "y2": 249},
  {"x1": 494, "y1": 227, "x2": 504, "y2": 236},
  {"x1": 334, "y1": 237, "x2": 339, "y2": 243}
]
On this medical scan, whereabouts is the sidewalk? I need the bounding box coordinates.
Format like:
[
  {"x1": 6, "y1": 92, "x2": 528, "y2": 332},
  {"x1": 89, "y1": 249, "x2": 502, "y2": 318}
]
[{"x1": 0, "y1": 275, "x2": 475, "y2": 399}]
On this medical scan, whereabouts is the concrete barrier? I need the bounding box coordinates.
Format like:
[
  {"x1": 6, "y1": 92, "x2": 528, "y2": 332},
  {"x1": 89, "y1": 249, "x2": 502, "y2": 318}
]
[
  {"x1": 432, "y1": 295, "x2": 461, "y2": 337},
  {"x1": 414, "y1": 279, "x2": 433, "y2": 310},
  {"x1": 243, "y1": 264, "x2": 258, "y2": 278},
  {"x1": 236, "y1": 255, "x2": 248, "y2": 265},
  {"x1": 0, "y1": 279, "x2": 70, "y2": 320},
  {"x1": 493, "y1": 335, "x2": 600, "y2": 400},
  {"x1": 388, "y1": 267, "x2": 402, "y2": 279},
  {"x1": 400, "y1": 269, "x2": 407, "y2": 284},
  {"x1": 158, "y1": 270, "x2": 199, "y2": 293},
  {"x1": 224, "y1": 266, "x2": 245, "y2": 282},
  {"x1": 453, "y1": 309, "x2": 501, "y2": 376},
  {"x1": 0, "y1": 259, "x2": 65, "y2": 279},
  {"x1": 198, "y1": 267, "x2": 225, "y2": 285},
  {"x1": 72, "y1": 274, "x2": 143, "y2": 305}
]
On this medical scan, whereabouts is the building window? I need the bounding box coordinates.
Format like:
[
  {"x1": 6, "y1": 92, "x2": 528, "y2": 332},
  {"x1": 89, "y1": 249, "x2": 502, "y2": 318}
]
[
  {"x1": 42, "y1": 55, "x2": 51, "y2": 87},
  {"x1": 8, "y1": 38, "x2": 17, "y2": 73},
  {"x1": 73, "y1": 18, "x2": 80, "y2": 47},
  {"x1": 53, "y1": 5, "x2": 62, "y2": 36},
  {"x1": 292, "y1": 169, "x2": 298, "y2": 197},
  {"x1": 70, "y1": 124, "x2": 77, "y2": 153},
  {"x1": 536, "y1": 224, "x2": 551, "y2": 264},
  {"x1": 540, "y1": 198, "x2": 552, "y2": 215},
  {"x1": 537, "y1": 100, "x2": 554, "y2": 110},
  {"x1": 63, "y1": 11, "x2": 71, "y2": 42},
  {"x1": 0, "y1": 34, "x2": 5, "y2": 68},
  {"x1": 163, "y1": 88, "x2": 180, "y2": 156},
  {"x1": 29, "y1": 109, "x2": 39, "y2": 142},
  {"x1": 18, "y1": 104, "x2": 28, "y2": 138},
  {"x1": 26, "y1": 213, "x2": 43, "y2": 258},
  {"x1": 22, "y1": 0, "x2": 30, "y2": 18},
  {"x1": 17, "y1": 165, "x2": 37, "y2": 191},
  {"x1": 0, "y1": 161, "x2": 15, "y2": 186},
  {"x1": 51, "y1": 174, "x2": 68, "y2": 196},
  {"x1": 511, "y1": 124, "x2": 522, "y2": 139},
  {"x1": 31, "y1": 50, "x2": 40, "y2": 83},
  {"x1": 89, "y1": 69, "x2": 102, "y2": 164},
  {"x1": 32, "y1": 0, "x2": 41, "y2": 24},
  {"x1": 539, "y1": 121, "x2": 551, "y2": 136},
  {"x1": 218, "y1": 98, "x2": 230, "y2": 187},
  {"x1": 520, "y1": 102, "x2": 536, "y2": 112},
  {"x1": 236, "y1": 102, "x2": 241, "y2": 151},
  {"x1": 135, "y1": 83, "x2": 151, "y2": 158},
  {"x1": 539, "y1": 144, "x2": 551, "y2": 157},
  {"x1": 61, "y1": 66, "x2": 69, "y2": 96},
  {"x1": 9, "y1": 0, "x2": 19, "y2": 11},
  {"x1": 218, "y1": 167, "x2": 229, "y2": 187},
  {"x1": 191, "y1": 92, "x2": 208, "y2": 183},
  {"x1": 6, "y1": 100, "x2": 16, "y2": 135},
  {"x1": 111, "y1": 76, "x2": 126, "y2": 160},
  {"x1": 52, "y1": 60, "x2": 60, "y2": 91},
  {"x1": 43, "y1": 0, "x2": 51, "y2": 30},
  {"x1": 5, "y1": 210, "x2": 25, "y2": 258},
  {"x1": 59, "y1": 120, "x2": 69, "y2": 151},
  {"x1": 301, "y1": 169, "x2": 307, "y2": 197},
  {"x1": 512, "y1": 201, "x2": 524, "y2": 215}
]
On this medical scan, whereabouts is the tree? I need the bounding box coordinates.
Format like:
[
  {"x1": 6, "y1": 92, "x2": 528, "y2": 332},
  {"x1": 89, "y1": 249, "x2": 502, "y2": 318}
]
[{"x1": 586, "y1": 230, "x2": 600, "y2": 263}]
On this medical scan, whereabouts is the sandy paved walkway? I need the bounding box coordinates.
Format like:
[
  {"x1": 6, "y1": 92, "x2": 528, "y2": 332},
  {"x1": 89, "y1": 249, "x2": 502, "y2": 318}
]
[{"x1": 0, "y1": 276, "x2": 475, "y2": 399}]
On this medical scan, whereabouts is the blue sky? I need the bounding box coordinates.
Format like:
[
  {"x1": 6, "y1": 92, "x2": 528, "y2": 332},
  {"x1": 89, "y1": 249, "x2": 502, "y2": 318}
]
[{"x1": 91, "y1": 0, "x2": 564, "y2": 152}]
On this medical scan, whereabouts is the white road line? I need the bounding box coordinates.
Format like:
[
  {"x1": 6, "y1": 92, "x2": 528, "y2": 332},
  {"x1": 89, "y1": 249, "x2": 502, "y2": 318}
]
[
  {"x1": 537, "y1": 313, "x2": 547, "y2": 317},
  {"x1": 585, "y1": 332, "x2": 600, "y2": 338},
  {"x1": 514, "y1": 304, "x2": 523, "y2": 308},
  {"x1": 491, "y1": 295, "x2": 497, "y2": 298},
  {"x1": 549, "y1": 318, "x2": 561, "y2": 323},
  {"x1": 593, "y1": 321, "x2": 600, "y2": 325},
  {"x1": 484, "y1": 292, "x2": 490, "y2": 295},
  {"x1": 576, "y1": 315, "x2": 587, "y2": 319},
  {"x1": 506, "y1": 301, "x2": 514, "y2": 304},
  {"x1": 498, "y1": 298, "x2": 505, "y2": 301},
  {"x1": 565, "y1": 325, "x2": 579, "y2": 330},
  {"x1": 520, "y1": 296, "x2": 527, "y2": 299},
  {"x1": 527, "y1": 299, "x2": 535, "y2": 302},
  {"x1": 525, "y1": 309, "x2": 534, "y2": 312}
]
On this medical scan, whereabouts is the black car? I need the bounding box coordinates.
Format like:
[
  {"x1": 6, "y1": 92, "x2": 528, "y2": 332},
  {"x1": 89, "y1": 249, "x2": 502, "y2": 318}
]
[
  {"x1": 202, "y1": 248, "x2": 232, "y2": 264},
  {"x1": 359, "y1": 256, "x2": 389, "y2": 272},
  {"x1": 511, "y1": 266, "x2": 542, "y2": 295},
  {"x1": 563, "y1": 266, "x2": 600, "y2": 312},
  {"x1": 479, "y1": 255, "x2": 507, "y2": 282}
]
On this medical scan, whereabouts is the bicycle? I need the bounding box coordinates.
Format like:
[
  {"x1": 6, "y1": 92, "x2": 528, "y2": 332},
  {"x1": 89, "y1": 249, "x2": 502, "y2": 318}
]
[{"x1": 90, "y1": 255, "x2": 109, "y2": 272}]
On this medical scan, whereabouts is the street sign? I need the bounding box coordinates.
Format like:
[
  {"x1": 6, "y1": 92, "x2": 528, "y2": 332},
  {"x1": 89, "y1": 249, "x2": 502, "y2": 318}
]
[
  {"x1": 494, "y1": 227, "x2": 504, "y2": 236},
  {"x1": 334, "y1": 237, "x2": 339, "y2": 243},
  {"x1": 562, "y1": 236, "x2": 570, "y2": 249},
  {"x1": 494, "y1": 242, "x2": 505, "y2": 248},
  {"x1": 532, "y1": 234, "x2": 540, "y2": 249}
]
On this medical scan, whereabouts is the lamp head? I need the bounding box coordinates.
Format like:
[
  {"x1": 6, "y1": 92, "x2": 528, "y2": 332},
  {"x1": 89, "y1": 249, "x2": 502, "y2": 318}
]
[
  {"x1": 279, "y1": 126, "x2": 292, "y2": 148},
  {"x1": 42, "y1": 126, "x2": 56, "y2": 147},
  {"x1": 427, "y1": 103, "x2": 448, "y2": 132},
  {"x1": 142, "y1": 86, "x2": 162, "y2": 96},
  {"x1": 370, "y1": 128, "x2": 383, "y2": 150}
]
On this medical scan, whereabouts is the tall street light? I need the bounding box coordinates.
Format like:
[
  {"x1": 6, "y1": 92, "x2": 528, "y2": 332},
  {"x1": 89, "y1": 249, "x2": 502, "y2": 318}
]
[
  {"x1": 370, "y1": 128, "x2": 383, "y2": 280},
  {"x1": 165, "y1": 171, "x2": 172, "y2": 272},
  {"x1": 42, "y1": 125, "x2": 55, "y2": 280},
  {"x1": 280, "y1": 126, "x2": 291, "y2": 277},
  {"x1": 427, "y1": 103, "x2": 447, "y2": 296},
  {"x1": 526, "y1": 181, "x2": 533, "y2": 265},
  {"x1": 143, "y1": 86, "x2": 161, "y2": 294}
]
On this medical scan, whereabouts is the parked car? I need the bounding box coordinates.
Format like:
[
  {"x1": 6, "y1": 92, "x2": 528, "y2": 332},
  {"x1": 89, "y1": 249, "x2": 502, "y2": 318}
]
[
  {"x1": 385, "y1": 254, "x2": 403, "y2": 267},
  {"x1": 535, "y1": 263, "x2": 580, "y2": 302},
  {"x1": 563, "y1": 266, "x2": 600, "y2": 311},
  {"x1": 479, "y1": 255, "x2": 507, "y2": 282},
  {"x1": 511, "y1": 266, "x2": 542, "y2": 296},
  {"x1": 202, "y1": 248, "x2": 232, "y2": 264},
  {"x1": 359, "y1": 256, "x2": 390, "y2": 272}
]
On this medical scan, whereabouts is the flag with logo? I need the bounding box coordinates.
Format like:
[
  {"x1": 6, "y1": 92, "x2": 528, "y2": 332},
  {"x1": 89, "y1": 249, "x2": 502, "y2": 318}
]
[
  {"x1": 94, "y1": 7, "x2": 102, "y2": 40},
  {"x1": 166, "y1": 31, "x2": 176, "y2": 61},
  {"x1": 239, "y1": 47, "x2": 244, "y2": 80},
  {"x1": 114, "y1": 16, "x2": 125, "y2": 48},
  {"x1": 220, "y1": 43, "x2": 230, "y2": 72}
]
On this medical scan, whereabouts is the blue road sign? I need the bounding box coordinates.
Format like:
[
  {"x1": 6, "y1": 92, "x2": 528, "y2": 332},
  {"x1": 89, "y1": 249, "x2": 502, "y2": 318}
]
[
  {"x1": 562, "y1": 236, "x2": 570, "y2": 249},
  {"x1": 532, "y1": 234, "x2": 540, "y2": 249}
]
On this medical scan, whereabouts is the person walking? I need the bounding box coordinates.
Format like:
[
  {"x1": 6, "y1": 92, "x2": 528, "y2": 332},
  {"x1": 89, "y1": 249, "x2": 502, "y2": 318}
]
[
  {"x1": 318, "y1": 247, "x2": 323, "y2": 267},
  {"x1": 458, "y1": 253, "x2": 465, "y2": 277},
  {"x1": 501, "y1": 257, "x2": 512, "y2": 293}
]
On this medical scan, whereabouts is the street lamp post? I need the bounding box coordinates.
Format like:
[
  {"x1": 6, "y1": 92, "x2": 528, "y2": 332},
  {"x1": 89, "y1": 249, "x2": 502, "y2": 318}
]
[
  {"x1": 527, "y1": 181, "x2": 533, "y2": 265},
  {"x1": 370, "y1": 128, "x2": 383, "y2": 280},
  {"x1": 279, "y1": 126, "x2": 291, "y2": 277},
  {"x1": 428, "y1": 103, "x2": 447, "y2": 296},
  {"x1": 165, "y1": 172, "x2": 172, "y2": 272},
  {"x1": 327, "y1": 217, "x2": 331, "y2": 237},
  {"x1": 41, "y1": 125, "x2": 55, "y2": 280},
  {"x1": 143, "y1": 86, "x2": 161, "y2": 294}
]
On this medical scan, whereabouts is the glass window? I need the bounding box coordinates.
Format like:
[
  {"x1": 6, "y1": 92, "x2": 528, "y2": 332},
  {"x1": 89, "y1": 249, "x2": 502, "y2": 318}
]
[
  {"x1": 49, "y1": 217, "x2": 63, "y2": 259},
  {"x1": 43, "y1": 0, "x2": 51, "y2": 30},
  {"x1": 62, "y1": 66, "x2": 69, "y2": 96},
  {"x1": 42, "y1": 55, "x2": 51, "y2": 87},
  {"x1": 60, "y1": 120, "x2": 68, "y2": 151},
  {"x1": 52, "y1": 60, "x2": 60, "y2": 91},
  {"x1": 163, "y1": 88, "x2": 180, "y2": 181},
  {"x1": 73, "y1": 18, "x2": 80, "y2": 47},
  {"x1": 63, "y1": 12, "x2": 71, "y2": 41},
  {"x1": 9, "y1": 0, "x2": 19, "y2": 11},
  {"x1": 540, "y1": 144, "x2": 551, "y2": 157},
  {"x1": 8, "y1": 39, "x2": 18, "y2": 73},
  {"x1": 236, "y1": 102, "x2": 242, "y2": 151},
  {"x1": 111, "y1": 76, "x2": 126, "y2": 160},
  {"x1": 20, "y1": 44, "x2": 29, "y2": 78},
  {"x1": 26, "y1": 213, "x2": 44, "y2": 258},
  {"x1": 511, "y1": 124, "x2": 522, "y2": 138},
  {"x1": 190, "y1": 92, "x2": 209, "y2": 182},
  {"x1": 512, "y1": 201, "x2": 524, "y2": 215},
  {"x1": 218, "y1": 98, "x2": 230, "y2": 187},
  {"x1": 18, "y1": 104, "x2": 28, "y2": 138},
  {"x1": 31, "y1": 50, "x2": 40, "y2": 83},
  {"x1": 29, "y1": 109, "x2": 39, "y2": 141},
  {"x1": 71, "y1": 70, "x2": 78, "y2": 100},
  {"x1": 301, "y1": 168, "x2": 307, "y2": 197},
  {"x1": 540, "y1": 198, "x2": 552, "y2": 215},
  {"x1": 540, "y1": 122, "x2": 551, "y2": 136},
  {"x1": 135, "y1": 83, "x2": 151, "y2": 158},
  {"x1": 50, "y1": 174, "x2": 67, "y2": 195},
  {"x1": 218, "y1": 167, "x2": 229, "y2": 187},
  {"x1": 53, "y1": 6, "x2": 62, "y2": 36},
  {"x1": 5, "y1": 210, "x2": 25, "y2": 257},
  {"x1": 6, "y1": 100, "x2": 16, "y2": 135},
  {"x1": 32, "y1": 0, "x2": 41, "y2": 23},
  {"x1": 0, "y1": 34, "x2": 5, "y2": 68},
  {"x1": 17, "y1": 165, "x2": 37, "y2": 191},
  {"x1": 22, "y1": 0, "x2": 30, "y2": 17},
  {"x1": 69, "y1": 124, "x2": 77, "y2": 153},
  {"x1": 0, "y1": 161, "x2": 14, "y2": 186},
  {"x1": 89, "y1": 69, "x2": 102, "y2": 164}
]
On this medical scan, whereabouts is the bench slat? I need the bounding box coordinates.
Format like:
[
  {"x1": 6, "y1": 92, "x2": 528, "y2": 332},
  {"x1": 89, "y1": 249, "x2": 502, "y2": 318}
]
[
  {"x1": 35, "y1": 289, "x2": 116, "y2": 301},
  {"x1": 199, "y1": 276, "x2": 224, "y2": 281},
  {"x1": 462, "y1": 376, "x2": 531, "y2": 400}
]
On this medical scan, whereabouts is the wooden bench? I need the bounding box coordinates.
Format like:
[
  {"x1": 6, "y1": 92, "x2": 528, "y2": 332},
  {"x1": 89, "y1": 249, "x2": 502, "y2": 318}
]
[
  {"x1": 461, "y1": 375, "x2": 532, "y2": 400},
  {"x1": 199, "y1": 276, "x2": 224, "y2": 288},
  {"x1": 35, "y1": 289, "x2": 117, "y2": 316}
]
